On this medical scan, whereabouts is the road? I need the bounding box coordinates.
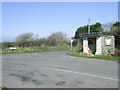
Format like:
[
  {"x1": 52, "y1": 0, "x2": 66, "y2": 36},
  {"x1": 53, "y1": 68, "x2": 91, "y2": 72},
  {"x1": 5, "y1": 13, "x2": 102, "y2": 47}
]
[{"x1": 2, "y1": 51, "x2": 118, "y2": 88}]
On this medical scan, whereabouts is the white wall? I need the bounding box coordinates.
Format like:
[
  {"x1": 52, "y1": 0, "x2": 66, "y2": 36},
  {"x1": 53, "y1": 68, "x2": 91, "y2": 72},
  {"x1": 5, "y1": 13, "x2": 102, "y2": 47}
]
[
  {"x1": 83, "y1": 36, "x2": 115, "y2": 55},
  {"x1": 102, "y1": 36, "x2": 115, "y2": 55},
  {"x1": 83, "y1": 37, "x2": 88, "y2": 53},
  {"x1": 95, "y1": 37, "x2": 102, "y2": 55}
]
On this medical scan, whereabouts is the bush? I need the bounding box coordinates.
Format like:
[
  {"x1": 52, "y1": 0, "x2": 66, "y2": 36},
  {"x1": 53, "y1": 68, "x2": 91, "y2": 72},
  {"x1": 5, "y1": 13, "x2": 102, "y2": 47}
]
[{"x1": 1, "y1": 42, "x2": 14, "y2": 49}]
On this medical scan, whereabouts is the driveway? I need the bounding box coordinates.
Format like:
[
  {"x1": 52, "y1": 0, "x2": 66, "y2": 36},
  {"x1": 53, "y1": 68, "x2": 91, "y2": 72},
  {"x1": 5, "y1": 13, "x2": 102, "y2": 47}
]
[{"x1": 2, "y1": 51, "x2": 118, "y2": 88}]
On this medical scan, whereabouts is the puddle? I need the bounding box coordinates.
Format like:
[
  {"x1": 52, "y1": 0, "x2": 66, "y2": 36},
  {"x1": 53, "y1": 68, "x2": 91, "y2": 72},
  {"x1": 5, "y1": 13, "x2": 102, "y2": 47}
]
[
  {"x1": 41, "y1": 74, "x2": 48, "y2": 77},
  {"x1": 56, "y1": 81, "x2": 66, "y2": 86},
  {"x1": 20, "y1": 76, "x2": 31, "y2": 82},
  {"x1": 75, "y1": 81, "x2": 84, "y2": 84},
  {"x1": 10, "y1": 73, "x2": 21, "y2": 77},
  {"x1": 10, "y1": 73, "x2": 44, "y2": 85},
  {"x1": 10, "y1": 73, "x2": 31, "y2": 82},
  {"x1": 26, "y1": 71, "x2": 35, "y2": 75},
  {"x1": 32, "y1": 79, "x2": 44, "y2": 85}
]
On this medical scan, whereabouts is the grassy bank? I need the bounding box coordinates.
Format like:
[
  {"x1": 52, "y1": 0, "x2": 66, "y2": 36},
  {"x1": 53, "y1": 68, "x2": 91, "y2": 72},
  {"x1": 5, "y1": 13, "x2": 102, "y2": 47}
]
[
  {"x1": 1, "y1": 45, "x2": 70, "y2": 54},
  {"x1": 68, "y1": 51, "x2": 120, "y2": 61}
]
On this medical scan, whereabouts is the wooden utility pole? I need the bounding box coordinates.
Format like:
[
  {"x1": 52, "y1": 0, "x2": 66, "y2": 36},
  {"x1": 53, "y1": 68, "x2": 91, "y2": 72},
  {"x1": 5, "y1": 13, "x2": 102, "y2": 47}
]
[{"x1": 88, "y1": 18, "x2": 90, "y2": 34}]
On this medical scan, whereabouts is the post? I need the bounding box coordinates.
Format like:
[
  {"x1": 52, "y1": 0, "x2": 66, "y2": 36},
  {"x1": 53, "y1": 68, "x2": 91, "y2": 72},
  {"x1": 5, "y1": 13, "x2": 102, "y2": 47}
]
[
  {"x1": 88, "y1": 18, "x2": 90, "y2": 34},
  {"x1": 71, "y1": 39, "x2": 73, "y2": 51}
]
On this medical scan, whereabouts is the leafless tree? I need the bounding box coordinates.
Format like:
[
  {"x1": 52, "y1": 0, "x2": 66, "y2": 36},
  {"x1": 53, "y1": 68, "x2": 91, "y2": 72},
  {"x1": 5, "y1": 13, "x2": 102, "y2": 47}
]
[
  {"x1": 16, "y1": 33, "x2": 35, "y2": 42},
  {"x1": 102, "y1": 22, "x2": 114, "y2": 32},
  {"x1": 47, "y1": 32, "x2": 69, "y2": 46}
]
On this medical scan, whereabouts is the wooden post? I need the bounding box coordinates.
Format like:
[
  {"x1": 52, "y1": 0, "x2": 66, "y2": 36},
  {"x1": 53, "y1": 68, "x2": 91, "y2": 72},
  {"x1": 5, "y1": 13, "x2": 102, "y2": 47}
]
[{"x1": 71, "y1": 39, "x2": 73, "y2": 51}]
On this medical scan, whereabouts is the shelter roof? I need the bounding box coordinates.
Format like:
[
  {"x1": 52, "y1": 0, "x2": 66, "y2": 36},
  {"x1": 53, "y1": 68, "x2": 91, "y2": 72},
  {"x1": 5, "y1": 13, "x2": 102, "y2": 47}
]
[{"x1": 79, "y1": 34, "x2": 113, "y2": 38}]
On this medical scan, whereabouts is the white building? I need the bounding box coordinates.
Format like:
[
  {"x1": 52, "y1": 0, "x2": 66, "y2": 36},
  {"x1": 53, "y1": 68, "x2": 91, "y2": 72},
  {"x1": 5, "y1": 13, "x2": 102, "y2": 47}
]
[{"x1": 80, "y1": 34, "x2": 115, "y2": 55}]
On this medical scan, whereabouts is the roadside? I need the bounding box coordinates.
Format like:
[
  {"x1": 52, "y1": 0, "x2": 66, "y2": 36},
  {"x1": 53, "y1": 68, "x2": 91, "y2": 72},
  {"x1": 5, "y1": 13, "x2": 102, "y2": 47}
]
[
  {"x1": 1, "y1": 45, "x2": 70, "y2": 54},
  {"x1": 67, "y1": 51, "x2": 120, "y2": 61},
  {"x1": 1, "y1": 45, "x2": 120, "y2": 61}
]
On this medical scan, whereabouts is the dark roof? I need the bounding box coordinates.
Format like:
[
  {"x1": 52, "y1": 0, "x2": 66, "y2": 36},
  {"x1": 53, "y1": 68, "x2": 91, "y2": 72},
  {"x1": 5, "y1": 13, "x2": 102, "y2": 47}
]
[{"x1": 80, "y1": 34, "x2": 113, "y2": 38}]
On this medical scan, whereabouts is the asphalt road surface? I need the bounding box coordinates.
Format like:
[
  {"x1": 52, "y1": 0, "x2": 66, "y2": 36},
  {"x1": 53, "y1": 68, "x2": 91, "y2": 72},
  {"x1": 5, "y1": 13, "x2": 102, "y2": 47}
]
[{"x1": 2, "y1": 51, "x2": 118, "y2": 88}]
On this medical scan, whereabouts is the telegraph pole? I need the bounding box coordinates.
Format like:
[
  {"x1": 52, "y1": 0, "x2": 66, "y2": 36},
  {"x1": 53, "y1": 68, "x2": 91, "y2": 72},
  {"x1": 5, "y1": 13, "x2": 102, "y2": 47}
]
[{"x1": 88, "y1": 18, "x2": 90, "y2": 34}]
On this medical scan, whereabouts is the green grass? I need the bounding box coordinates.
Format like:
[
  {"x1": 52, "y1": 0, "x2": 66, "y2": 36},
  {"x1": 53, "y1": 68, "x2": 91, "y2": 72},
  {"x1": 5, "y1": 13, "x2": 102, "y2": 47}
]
[
  {"x1": 1, "y1": 45, "x2": 70, "y2": 54},
  {"x1": 1, "y1": 87, "x2": 8, "y2": 90},
  {"x1": 68, "y1": 51, "x2": 120, "y2": 61}
]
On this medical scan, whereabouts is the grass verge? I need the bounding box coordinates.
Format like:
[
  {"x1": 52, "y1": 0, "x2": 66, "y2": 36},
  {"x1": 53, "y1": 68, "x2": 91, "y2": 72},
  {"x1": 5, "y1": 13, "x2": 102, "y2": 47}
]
[
  {"x1": 67, "y1": 51, "x2": 120, "y2": 61},
  {"x1": 1, "y1": 45, "x2": 70, "y2": 54}
]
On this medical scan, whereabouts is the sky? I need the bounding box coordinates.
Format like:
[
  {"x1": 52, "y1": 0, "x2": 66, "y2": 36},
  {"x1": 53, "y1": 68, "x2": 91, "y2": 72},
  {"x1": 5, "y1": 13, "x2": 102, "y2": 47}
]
[{"x1": 1, "y1": 2, "x2": 118, "y2": 42}]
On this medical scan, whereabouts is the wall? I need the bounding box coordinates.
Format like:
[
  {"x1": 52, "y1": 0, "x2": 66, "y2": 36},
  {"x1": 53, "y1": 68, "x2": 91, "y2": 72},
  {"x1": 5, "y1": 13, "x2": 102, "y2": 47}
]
[
  {"x1": 102, "y1": 36, "x2": 115, "y2": 55},
  {"x1": 95, "y1": 37, "x2": 102, "y2": 55},
  {"x1": 95, "y1": 36, "x2": 115, "y2": 55},
  {"x1": 83, "y1": 37, "x2": 88, "y2": 53},
  {"x1": 83, "y1": 36, "x2": 115, "y2": 55}
]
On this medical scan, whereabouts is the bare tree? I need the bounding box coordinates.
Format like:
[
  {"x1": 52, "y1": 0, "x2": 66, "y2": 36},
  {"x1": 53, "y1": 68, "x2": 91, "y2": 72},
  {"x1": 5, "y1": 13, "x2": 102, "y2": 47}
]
[
  {"x1": 15, "y1": 33, "x2": 39, "y2": 47},
  {"x1": 47, "y1": 32, "x2": 69, "y2": 46},
  {"x1": 16, "y1": 33, "x2": 35, "y2": 42},
  {"x1": 102, "y1": 22, "x2": 114, "y2": 32}
]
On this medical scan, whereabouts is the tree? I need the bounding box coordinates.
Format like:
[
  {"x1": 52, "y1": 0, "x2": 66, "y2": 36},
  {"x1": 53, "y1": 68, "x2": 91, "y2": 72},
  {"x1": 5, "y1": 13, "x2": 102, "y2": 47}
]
[
  {"x1": 110, "y1": 22, "x2": 120, "y2": 49},
  {"x1": 2, "y1": 42, "x2": 14, "y2": 49},
  {"x1": 16, "y1": 33, "x2": 34, "y2": 42},
  {"x1": 91, "y1": 22, "x2": 103, "y2": 32},
  {"x1": 102, "y1": 22, "x2": 114, "y2": 31},
  {"x1": 74, "y1": 22, "x2": 103, "y2": 39},
  {"x1": 47, "y1": 32, "x2": 69, "y2": 46},
  {"x1": 15, "y1": 33, "x2": 39, "y2": 47},
  {"x1": 75, "y1": 26, "x2": 88, "y2": 39}
]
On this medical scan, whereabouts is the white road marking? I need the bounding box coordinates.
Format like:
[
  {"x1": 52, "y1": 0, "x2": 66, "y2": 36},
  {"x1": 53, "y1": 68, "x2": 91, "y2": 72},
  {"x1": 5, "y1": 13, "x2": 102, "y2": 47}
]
[{"x1": 47, "y1": 67, "x2": 119, "y2": 81}]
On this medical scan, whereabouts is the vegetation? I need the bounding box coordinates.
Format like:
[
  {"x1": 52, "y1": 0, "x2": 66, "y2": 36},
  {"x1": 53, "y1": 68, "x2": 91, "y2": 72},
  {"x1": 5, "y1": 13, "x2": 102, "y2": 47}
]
[
  {"x1": 1, "y1": 45, "x2": 70, "y2": 54},
  {"x1": 1, "y1": 32, "x2": 70, "y2": 49},
  {"x1": 16, "y1": 32, "x2": 37, "y2": 42},
  {"x1": 0, "y1": 32, "x2": 71, "y2": 54},
  {"x1": 1, "y1": 87, "x2": 8, "y2": 90},
  {"x1": 47, "y1": 32, "x2": 69, "y2": 46},
  {"x1": 68, "y1": 51, "x2": 120, "y2": 61},
  {"x1": 111, "y1": 22, "x2": 120, "y2": 49},
  {"x1": 74, "y1": 22, "x2": 103, "y2": 39}
]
